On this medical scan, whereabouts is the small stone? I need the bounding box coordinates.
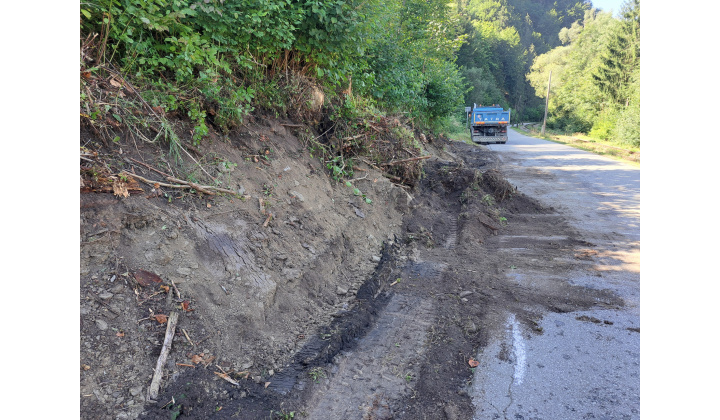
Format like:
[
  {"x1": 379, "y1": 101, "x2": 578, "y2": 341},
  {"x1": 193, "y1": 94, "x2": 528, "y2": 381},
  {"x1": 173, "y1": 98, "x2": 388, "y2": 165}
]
[
  {"x1": 371, "y1": 256, "x2": 381, "y2": 263},
  {"x1": 95, "y1": 319, "x2": 108, "y2": 331},
  {"x1": 176, "y1": 267, "x2": 192, "y2": 276},
  {"x1": 98, "y1": 292, "x2": 113, "y2": 300},
  {"x1": 238, "y1": 186, "x2": 246, "y2": 195},
  {"x1": 459, "y1": 291, "x2": 473, "y2": 298},
  {"x1": 130, "y1": 386, "x2": 143, "y2": 397},
  {"x1": 461, "y1": 298, "x2": 468, "y2": 303},
  {"x1": 289, "y1": 190, "x2": 305, "y2": 202},
  {"x1": 336, "y1": 286, "x2": 348, "y2": 295}
]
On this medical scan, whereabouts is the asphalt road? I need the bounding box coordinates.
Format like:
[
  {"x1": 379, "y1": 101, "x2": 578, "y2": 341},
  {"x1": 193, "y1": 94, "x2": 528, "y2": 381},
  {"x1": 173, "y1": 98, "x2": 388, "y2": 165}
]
[{"x1": 470, "y1": 129, "x2": 640, "y2": 419}]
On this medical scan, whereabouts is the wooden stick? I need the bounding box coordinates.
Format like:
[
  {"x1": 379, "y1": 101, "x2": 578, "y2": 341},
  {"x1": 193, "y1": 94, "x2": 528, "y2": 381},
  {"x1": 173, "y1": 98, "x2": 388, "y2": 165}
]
[
  {"x1": 128, "y1": 158, "x2": 172, "y2": 178},
  {"x1": 147, "y1": 311, "x2": 180, "y2": 401},
  {"x1": 380, "y1": 155, "x2": 431, "y2": 166},
  {"x1": 182, "y1": 329, "x2": 194, "y2": 346},
  {"x1": 122, "y1": 171, "x2": 238, "y2": 196},
  {"x1": 121, "y1": 172, "x2": 191, "y2": 191},
  {"x1": 176, "y1": 363, "x2": 195, "y2": 368},
  {"x1": 170, "y1": 279, "x2": 182, "y2": 300},
  {"x1": 262, "y1": 214, "x2": 273, "y2": 227}
]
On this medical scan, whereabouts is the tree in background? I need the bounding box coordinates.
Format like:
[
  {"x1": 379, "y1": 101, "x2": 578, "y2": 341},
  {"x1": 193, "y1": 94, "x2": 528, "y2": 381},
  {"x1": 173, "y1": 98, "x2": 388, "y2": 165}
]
[
  {"x1": 526, "y1": 1, "x2": 640, "y2": 146},
  {"x1": 454, "y1": 0, "x2": 590, "y2": 121},
  {"x1": 593, "y1": 0, "x2": 640, "y2": 146}
]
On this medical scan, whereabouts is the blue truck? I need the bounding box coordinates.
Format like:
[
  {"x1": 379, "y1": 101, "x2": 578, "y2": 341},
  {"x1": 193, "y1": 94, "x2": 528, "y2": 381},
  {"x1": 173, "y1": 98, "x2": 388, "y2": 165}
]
[{"x1": 466, "y1": 104, "x2": 510, "y2": 145}]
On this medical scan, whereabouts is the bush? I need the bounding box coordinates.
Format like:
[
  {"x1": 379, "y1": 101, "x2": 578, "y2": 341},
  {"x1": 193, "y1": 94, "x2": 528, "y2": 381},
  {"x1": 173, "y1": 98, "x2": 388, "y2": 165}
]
[
  {"x1": 612, "y1": 102, "x2": 640, "y2": 147},
  {"x1": 589, "y1": 111, "x2": 617, "y2": 140}
]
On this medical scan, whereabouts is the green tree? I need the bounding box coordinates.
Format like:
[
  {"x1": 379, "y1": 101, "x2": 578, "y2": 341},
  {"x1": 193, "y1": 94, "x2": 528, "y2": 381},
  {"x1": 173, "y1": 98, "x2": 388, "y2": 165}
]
[{"x1": 593, "y1": 0, "x2": 640, "y2": 106}]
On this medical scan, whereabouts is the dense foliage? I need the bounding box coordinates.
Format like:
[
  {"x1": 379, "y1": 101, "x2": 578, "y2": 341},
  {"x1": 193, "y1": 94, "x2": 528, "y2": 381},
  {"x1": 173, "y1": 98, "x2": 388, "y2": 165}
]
[
  {"x1": 527, "y1": 0, "x2": 640, "y2": 146},
  {"x1": 80, "y1": 0, "x2": 639, "y2": 146},
  {"x1": 453, "y1": 0, "x2": 591, "y2": 122}
]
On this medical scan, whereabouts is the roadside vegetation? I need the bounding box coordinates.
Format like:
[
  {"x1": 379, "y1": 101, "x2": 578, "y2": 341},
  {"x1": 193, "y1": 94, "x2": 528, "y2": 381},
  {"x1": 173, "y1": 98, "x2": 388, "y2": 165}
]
[
  {"x1": 80, "y1": 0, "x2": 639, "y2": 180},
  {"x1": 512, "y1": 125, "x2": 639, "y2": 165}
]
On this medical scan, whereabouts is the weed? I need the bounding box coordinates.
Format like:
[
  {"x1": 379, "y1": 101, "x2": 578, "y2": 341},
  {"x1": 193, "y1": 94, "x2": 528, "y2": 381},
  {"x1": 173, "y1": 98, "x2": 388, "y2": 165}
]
[
  {"x1": 481, "y1": 194, "x2": 495, "y2": 206},
  {"x1": 498, "y1": 216, "x2": 508, "y2": 226},
  {"x1": 344, "y1": 181, "x2": 372, "y2": 204},
  {"x1": 404, "y1": 372, "x2": 413, "y2": 383},
  {"x1": 273, "y1": 409, "x2": 296, "y2": 420},
  {"x1": 262, "y1": 184, "x2": 274, "y2": 197},
  {"x1": 326, "y1": 155, "x2": 354, "y2": 180},
  {"x1": 309, "y1": 367, "x2": 326, "y2": 383}
]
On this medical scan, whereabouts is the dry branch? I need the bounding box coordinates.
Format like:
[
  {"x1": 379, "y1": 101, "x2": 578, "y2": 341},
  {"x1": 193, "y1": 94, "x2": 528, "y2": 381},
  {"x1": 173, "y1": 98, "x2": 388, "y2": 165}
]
[
  {"x1": 380, "y1": 155, "x2": 431, "y2": 166},
  {"x1": 147, "y1": 311, "x2": 180, "y2": 401},
  {"x1": 121, "y1": 171, "x2": 238, "y2": 196},
  {"x1": 128, "y1": 158, "x2": 172, "y2": 178}
]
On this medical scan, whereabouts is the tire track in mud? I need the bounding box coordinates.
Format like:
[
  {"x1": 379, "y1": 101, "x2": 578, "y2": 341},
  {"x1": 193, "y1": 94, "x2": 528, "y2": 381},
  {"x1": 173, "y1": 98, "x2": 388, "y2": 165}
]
[
  {"x1": 444, "y1": 215, "x2": 458, "y2": 250},
  {"x1": 303, "y1": 292, "x2": 438, "y2": 419}
]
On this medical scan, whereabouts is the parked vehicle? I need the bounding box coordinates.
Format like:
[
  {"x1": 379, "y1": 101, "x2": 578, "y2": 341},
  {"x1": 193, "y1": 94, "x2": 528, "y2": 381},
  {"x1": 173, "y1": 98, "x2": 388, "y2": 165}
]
[{"x1": 466, "y1": 104, "x2": 510, "y2": 145}]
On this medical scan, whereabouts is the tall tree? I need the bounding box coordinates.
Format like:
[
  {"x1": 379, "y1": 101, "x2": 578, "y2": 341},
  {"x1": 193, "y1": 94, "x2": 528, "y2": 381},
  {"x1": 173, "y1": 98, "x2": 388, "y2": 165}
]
[{"x1": 593, "y1": 0, "x2": 640, "y2": 106}]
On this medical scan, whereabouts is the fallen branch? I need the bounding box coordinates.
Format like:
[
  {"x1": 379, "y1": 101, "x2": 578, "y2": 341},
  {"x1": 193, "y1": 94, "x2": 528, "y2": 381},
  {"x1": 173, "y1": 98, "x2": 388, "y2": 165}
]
[
  {"x1": 166, "y1": 176, "x2": 215, "y2": 195},
  {"x1": 147, "y1": 311, "x2": 180, "y2": 401},
  {"x1": 380, "y1": 155, "x2": 431, "y2": 166},
  {"x1": 121, "y1": 172, "x2": 192, "y2": 191},
  {"x1": 128, "y1": 158, "x2": 172, "y2": 178},
  {"x1": 121, "y1": 171, "x2": 239, "y2": 196}
]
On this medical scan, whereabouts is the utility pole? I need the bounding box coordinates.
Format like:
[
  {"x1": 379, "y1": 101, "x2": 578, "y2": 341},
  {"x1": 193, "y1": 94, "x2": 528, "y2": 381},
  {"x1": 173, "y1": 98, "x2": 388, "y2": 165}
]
[{"x1": 541, "y1": 70, "x2": 552, "y2": 136}]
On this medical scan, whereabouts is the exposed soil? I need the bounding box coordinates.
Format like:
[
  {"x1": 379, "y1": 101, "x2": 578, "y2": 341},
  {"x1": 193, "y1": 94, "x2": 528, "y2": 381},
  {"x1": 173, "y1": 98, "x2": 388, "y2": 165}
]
[{"x1": 80, "y1": 116, "x2": 621, "y2": 419}]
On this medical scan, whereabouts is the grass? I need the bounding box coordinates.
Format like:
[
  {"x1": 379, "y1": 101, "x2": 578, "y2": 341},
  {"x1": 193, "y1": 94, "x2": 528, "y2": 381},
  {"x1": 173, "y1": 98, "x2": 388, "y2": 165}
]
[
  {"x1": 512, "y1": 125, "x2": 640, "y2": 166},
  {"x1": 440, "y1": 117, "x2": 474, "y2": 145}
]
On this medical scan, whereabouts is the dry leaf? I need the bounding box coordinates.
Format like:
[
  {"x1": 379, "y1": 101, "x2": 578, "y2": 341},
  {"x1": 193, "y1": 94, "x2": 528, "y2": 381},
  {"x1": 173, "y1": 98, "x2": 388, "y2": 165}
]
[
  {"x1": 191, "y1": 354, "x2": 203, "y2": 364},
  {"x1": 109, "y1": 78, "x2": 122, "y2": 88},
  {"x1": 82, "y1": 364, "x2": 91, "y2": 370},
  {"x1": 154, "y1": 314, "x2": 168, "y2": 324},
  {"x1": 134, "y1": 270, "x2": 163, "y2": 287},
  {"x1": 214, "y1": 371, "x2": 240, "y2": 386},
  {"x1": 181, "y1": 300, "x2": 193, "y2": 312},
  {"x1": 207, "y1": 203, "x2": 212, "y2": 208},
  {"x1": 160, "y1": 285, "x2": 170, "y2": 293},
  {"x1": 112, "y1": 180, "x2": 130, "y2": 198},
  {"x1": 264, "y1": 382, "x2": 271, "y2": 388},
  {"x1": 468, "y1": 358, "x2": 479, "y2": 368},
  {"x1": 116, "y1": 331, "x2": 125, "y2": 337}
]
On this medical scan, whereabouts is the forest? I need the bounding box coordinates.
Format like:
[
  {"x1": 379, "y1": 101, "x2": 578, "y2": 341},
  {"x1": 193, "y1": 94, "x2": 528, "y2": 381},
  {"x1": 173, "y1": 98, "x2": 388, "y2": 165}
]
[{"x1": 80, "y1": 0, "x2": 640, "y2": 148}]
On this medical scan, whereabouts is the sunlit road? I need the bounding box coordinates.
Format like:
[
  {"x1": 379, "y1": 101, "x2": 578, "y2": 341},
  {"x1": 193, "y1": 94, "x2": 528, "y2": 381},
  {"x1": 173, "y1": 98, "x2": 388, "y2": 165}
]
[{"x1": 470, "y1": 129, "x2": 640, "y2": 419}]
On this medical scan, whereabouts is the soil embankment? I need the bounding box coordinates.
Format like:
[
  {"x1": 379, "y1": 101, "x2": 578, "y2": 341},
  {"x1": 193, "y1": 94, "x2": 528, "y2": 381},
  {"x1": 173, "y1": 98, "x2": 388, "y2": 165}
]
[{"x1": 80, "y1": 117, "x2": 619, "y2": 419}]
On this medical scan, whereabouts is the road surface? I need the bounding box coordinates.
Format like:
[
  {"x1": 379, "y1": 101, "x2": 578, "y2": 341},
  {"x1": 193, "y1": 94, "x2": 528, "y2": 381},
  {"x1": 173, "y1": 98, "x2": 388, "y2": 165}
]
[{"x1": 470, "y1": 128, "x2": 641, "y2": 419}]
